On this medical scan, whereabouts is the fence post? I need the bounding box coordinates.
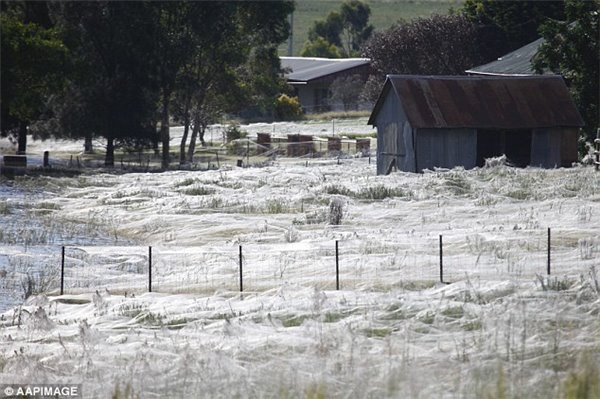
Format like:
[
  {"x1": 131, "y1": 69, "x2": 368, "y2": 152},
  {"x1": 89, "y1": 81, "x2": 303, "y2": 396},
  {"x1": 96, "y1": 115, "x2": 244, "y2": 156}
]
[
  {"x1": 148, "y1": 246, "x2": 152, "y2": 292},
  {"x1": 335, "y1": 240, "x2": 340, "y2": 290},
  {"x1": 547, "y1": 228, "x2": 551, "y2": 276},
  {"x1": 60, "y1": 246, "x2": 65, "y2": 295},
  {"x1": 439, "y1": 235, "x2": 444, "y2": 283},
  {"x1": 239, "y1": 245, "x2": 243, "y2": 292}
]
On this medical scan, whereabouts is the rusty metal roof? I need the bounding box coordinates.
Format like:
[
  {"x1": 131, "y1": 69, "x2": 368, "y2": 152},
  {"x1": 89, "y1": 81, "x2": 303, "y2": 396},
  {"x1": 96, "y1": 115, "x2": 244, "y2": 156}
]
[{"x1": 368, "y1": 75, "x2": 584, "y2": 129}]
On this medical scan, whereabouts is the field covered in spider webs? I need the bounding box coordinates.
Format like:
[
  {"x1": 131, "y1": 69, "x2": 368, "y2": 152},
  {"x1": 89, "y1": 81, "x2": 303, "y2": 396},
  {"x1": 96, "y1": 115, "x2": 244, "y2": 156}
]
[{"x1": 1, "y1": 122, "x2": 599, "y2": 398}]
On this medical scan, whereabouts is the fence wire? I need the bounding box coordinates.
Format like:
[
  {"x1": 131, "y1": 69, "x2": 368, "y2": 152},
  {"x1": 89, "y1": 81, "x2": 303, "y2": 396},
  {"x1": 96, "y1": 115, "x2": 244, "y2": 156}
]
[{"x1": 0, "y1": 229, "x2": 598, "y2": 311}]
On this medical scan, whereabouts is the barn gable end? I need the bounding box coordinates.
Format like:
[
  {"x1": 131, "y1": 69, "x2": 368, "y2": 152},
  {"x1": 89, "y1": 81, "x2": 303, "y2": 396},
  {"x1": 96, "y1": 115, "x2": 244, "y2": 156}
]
[{"x1": 371, "y1": 81, "x2": 416, "y2": 173}]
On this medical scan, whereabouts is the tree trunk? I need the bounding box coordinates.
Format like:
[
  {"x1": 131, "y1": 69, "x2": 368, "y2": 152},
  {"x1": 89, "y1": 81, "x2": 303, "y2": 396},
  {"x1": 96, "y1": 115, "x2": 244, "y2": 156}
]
[
  {"x1": 187, "y1": 117, "x2": 201, "y2": 164},
  {"x1": 17, "y1": 121, "x2": 27, "y2": 155},
  {"x1": 105, "y1": 137, "x2": 115, "y2": 167},
  {"x1": 160, "y1": 90, "x2": 171, "y2": 169},
  {"x1": 179, "y1": 98, "x2": 191, "y2": 166},
  {"x1": 84, "y1": 135, "x2": 94, "y2": 154},
  {"x1": 198, "y1": 124, "x2": 207, "y2": 147}
]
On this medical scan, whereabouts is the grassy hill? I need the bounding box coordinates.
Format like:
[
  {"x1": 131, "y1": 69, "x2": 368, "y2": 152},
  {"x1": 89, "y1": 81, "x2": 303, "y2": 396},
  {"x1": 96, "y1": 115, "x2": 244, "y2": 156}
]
[{"x1": 279, "y1": 0, "x2": 463, "y2": 56}]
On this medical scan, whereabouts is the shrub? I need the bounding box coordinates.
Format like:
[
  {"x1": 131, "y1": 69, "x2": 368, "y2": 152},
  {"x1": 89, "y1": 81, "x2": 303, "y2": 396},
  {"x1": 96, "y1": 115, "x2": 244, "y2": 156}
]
[
  {"x1": 224, "y1": 125, "x2": 247, "y2": 143},
  {"x1": 275, "y1": 94, "x2": 303, "y2": 121},
  {"x1": 355, "y1": 185, "x2": 405, "y2": 200},
  {"x1": 325, "y1": 184, "x2": 352, "y2": 196}
]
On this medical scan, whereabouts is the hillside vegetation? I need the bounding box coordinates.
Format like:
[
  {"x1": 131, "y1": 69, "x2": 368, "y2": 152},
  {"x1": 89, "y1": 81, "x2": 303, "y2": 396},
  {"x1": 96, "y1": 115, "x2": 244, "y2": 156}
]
[{"x1": 279, "y1": 0, "x2": 462, "y2": 56}]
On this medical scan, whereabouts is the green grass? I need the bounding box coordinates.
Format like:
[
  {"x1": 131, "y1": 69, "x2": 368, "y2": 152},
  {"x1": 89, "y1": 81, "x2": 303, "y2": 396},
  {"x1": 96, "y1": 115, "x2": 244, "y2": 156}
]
[
  {"x1": 364, "y1": 326, "x2": 392, "y2": 338},
  {"x1": 325, "y1": 183, "x2": 408, "y2": 200},
  {"x1": 279, "y1": 0, "x2": 461, "y2": 56},
  {"x1": 282, "y1": 314, "x2": 311, "y2": 327},
  {"x1": 182, "y1": 186, "x2": 216, "y2": 196}
]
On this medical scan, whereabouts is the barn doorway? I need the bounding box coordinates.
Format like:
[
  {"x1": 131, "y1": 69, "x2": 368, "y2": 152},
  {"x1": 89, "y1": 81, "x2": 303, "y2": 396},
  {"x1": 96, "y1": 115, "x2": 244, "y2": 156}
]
[{"x1": 477, "y1": 129, "x2": 532, "y2": 167}]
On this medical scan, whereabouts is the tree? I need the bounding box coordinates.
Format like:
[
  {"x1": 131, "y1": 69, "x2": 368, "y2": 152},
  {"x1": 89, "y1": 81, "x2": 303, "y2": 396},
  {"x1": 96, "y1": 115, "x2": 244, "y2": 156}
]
[
  {"x1": 339, "y1": 0, "x2": 373, "y2": 56},
  {"x1": 363, "y1": 14, "x2": 482, "y2": 78},
  {"x1": 234, "y1": 1, "x2": 294, "y2": 119},
  {"x1": 54, "y1": 2, "x2": 158, "y2": 167},
  {"x1": 0, "y1": 2, "x2": 67, "y2": 154},
  {"x1": 329, "y1": 74, "x2": 363, "y2": 111},
  {"x1": 301, "y1": 0, "x2": 373, "y2": 58},
  {"x1": 146, "y1": 2, "x2": 200, "y2": 169},
  {"x1": 308, "y1": 11, "x2": 343, "y2": 47},
  {"x1": 172, "y1": 1, "x2": 294, "y2": 165},
  {"x1": 300, "y1": 36, "x2": 342, "y2": 58},
  {"x1": 533, "y1": 0, "x2": 599, "y2": 143},
  {"x1": 462, "y1": 0, "x2": 565, "y2": 63},
  {"x1": 2, "y1": 1, "x2": 294, "y2": 167}
]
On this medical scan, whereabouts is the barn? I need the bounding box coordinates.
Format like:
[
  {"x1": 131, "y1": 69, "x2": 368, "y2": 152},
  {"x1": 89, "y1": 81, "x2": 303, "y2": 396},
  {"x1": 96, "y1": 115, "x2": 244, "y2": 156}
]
[{"x1": 368, "y1": 75, "x2": 584, "y2": 175}]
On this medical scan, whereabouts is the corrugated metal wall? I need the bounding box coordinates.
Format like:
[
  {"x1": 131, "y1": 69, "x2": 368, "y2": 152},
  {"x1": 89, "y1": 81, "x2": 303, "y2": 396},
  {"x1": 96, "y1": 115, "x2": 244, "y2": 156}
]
[
  {"x1": 416, "y1": 129, "x2": 477, "y2": 172},
  {"x1": 375, "y1": 89, "x2": 416, "y2": 174},
  {"x1": 531, "y1": 128, "x2": 561, "y2": 168}
]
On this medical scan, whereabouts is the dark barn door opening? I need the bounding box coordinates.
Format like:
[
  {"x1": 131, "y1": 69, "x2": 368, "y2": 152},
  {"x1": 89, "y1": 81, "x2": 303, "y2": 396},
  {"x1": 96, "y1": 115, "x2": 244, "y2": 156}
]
[{"x1": 477, "y1": 129, "x2": 532, "y2": 167}]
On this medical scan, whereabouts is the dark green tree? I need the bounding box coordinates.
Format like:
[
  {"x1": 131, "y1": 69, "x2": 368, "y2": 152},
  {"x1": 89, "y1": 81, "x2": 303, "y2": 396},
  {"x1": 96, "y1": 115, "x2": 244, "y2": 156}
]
[
  {"x1": 0, "y1": 2, "x2": 67, "y2": 154},
  {"x1": 54, "y1": 2, "x2": 158, "y2": 166},
  {"x1": 301, "y1": 0, "x2": 373, "y2": 58},
  {"x1": 339, "y1": 0, "x2": 373, "y2": 56},
  {"x1": 232, "y1": 1, "x2": 294, "y2": 119},
  {"x1": 308, "y1": 12, "x2": 343, "y2": 47},
  {"x1": 173, "y1": 1, "x2": 294, "y2": 165},
  {"x1": 462, "y1": 0, "x2": 565, "y2": 63},
  {"x1": 533, "y1": 0, "x2": 599, "y2": 143},
  {"x1": 146, "y1": 2, "x2": 199, "y2": 169}
]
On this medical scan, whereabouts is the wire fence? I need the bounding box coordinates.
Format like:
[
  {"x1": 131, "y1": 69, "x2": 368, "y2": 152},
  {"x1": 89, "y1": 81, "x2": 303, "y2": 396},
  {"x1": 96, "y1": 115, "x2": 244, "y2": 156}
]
[{"x1": 0, "y1": 228, "x2": 598, "y2": 310}]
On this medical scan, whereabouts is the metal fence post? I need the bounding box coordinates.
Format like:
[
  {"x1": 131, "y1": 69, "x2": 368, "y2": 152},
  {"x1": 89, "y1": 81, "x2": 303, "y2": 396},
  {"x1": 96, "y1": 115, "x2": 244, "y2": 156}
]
[
  {"x1": 335, "y1": 240, "x2": 340, "y2": 290},
  {"x1": 148, "y1": 246, "x2": 152, "y2": 292},
  {"x1": 439, "y1": 235, "x2": 444, "y2": 283},
  {"x1": 547, "y1": 228, "x2": 551, "y2": 276},
  {"x1": 239, "y1": 245, "x2": 243, "y2": 292},
  {"x1": 60, "y1": 246, "x2": 65, "y2": 295}
]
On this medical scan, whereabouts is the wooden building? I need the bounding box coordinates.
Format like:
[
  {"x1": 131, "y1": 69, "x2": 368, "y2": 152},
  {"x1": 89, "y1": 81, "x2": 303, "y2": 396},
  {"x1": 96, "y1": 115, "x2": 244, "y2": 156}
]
[{"x1": 368, "y1": 75, "x2": 584, "y2": 175}]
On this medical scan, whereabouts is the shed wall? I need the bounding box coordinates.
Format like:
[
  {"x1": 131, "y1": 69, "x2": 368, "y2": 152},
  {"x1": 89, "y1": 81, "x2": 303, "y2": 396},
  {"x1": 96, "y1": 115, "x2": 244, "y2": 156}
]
[
  {"x1": 375, "y1": 89, "x2": 416, "y2": 174},
  {"x1": 560, "y1": 128, "x2": 578, "y2": 166},
  {"x1": 416, "y1": 129, "x2": 477, "y2": 172},
  {"x1": 531, "y1": 128, "x2": 561, "y2": 168}
]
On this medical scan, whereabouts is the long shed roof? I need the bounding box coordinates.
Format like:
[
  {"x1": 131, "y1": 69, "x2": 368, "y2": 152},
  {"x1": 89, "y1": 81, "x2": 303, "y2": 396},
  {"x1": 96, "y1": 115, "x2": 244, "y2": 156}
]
[
  {"x1": 368, "y1": 75, "x2": 584, "y2": 129},
  {"x1": 281, "y1": 57, "x2": 370, "y2": 83},
  {"x1": 465, "y1": 38, "x2": 546, "y2": 76}
]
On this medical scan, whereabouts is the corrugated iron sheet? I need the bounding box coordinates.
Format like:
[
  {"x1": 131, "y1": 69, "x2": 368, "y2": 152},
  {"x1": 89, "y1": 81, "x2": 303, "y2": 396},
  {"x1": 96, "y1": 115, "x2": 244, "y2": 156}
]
[
  {"x1": 281, "y1": 57, "x2": 370, "y2": 83},
  {"x1": 465, "y1": 38, "x2": 546, "y2": 76},
  {"x1": 370, "y1": 75, "x2": 584, "y2": 129}
]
